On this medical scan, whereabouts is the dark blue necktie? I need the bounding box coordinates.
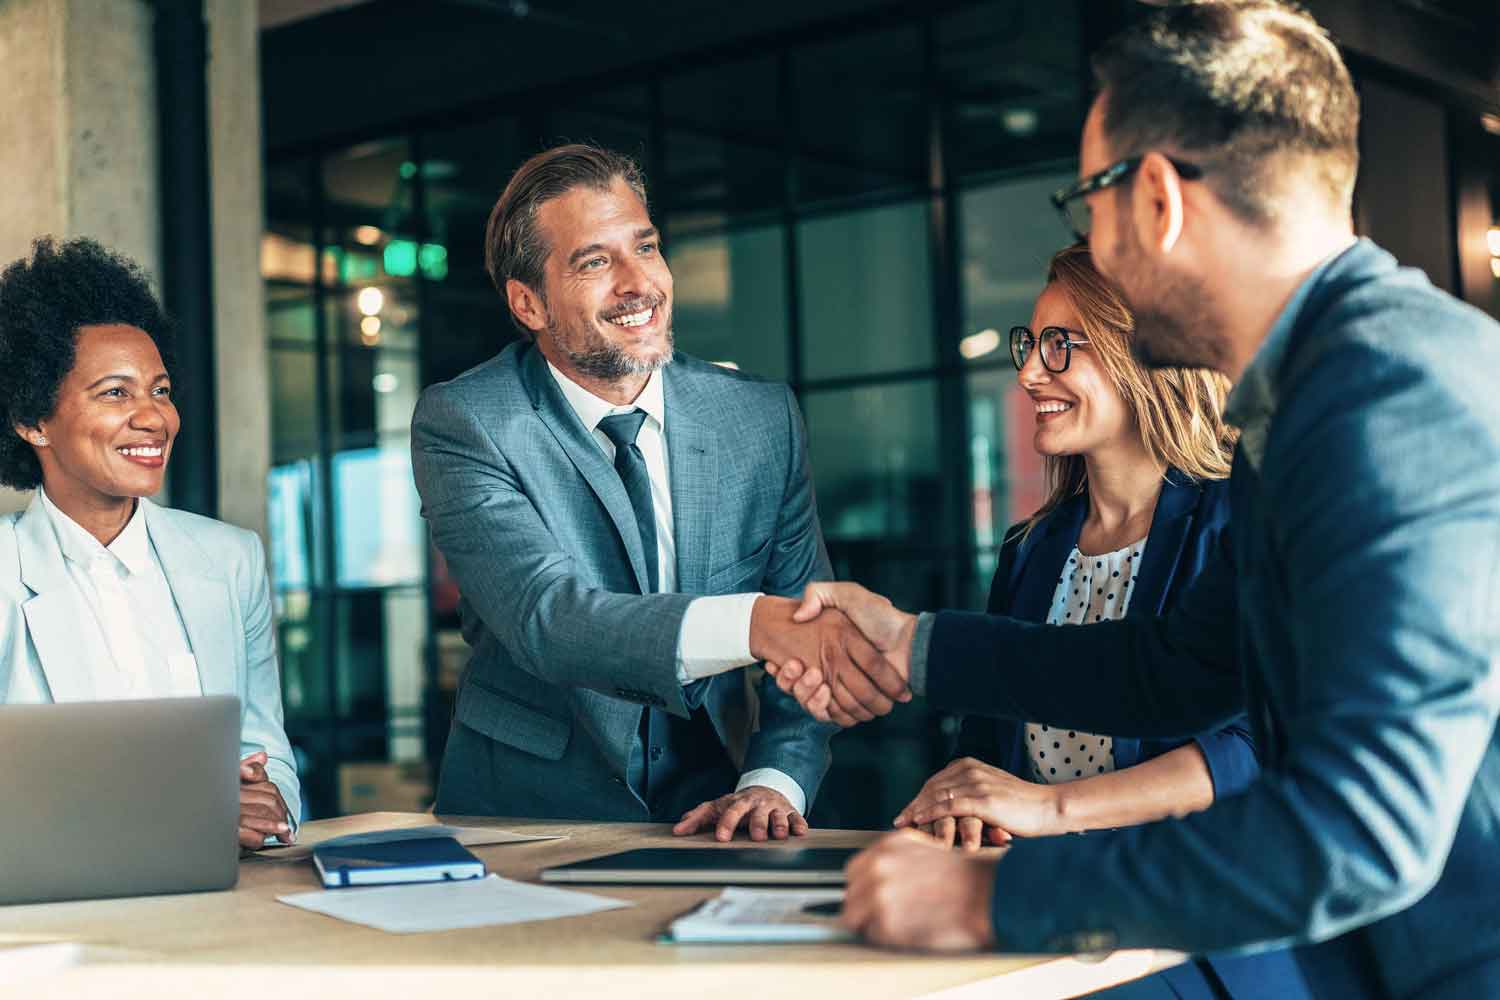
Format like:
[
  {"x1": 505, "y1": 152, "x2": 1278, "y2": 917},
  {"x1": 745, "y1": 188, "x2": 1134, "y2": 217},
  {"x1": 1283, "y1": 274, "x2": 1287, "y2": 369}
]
[{"x1": 596, "y1": 409, "x2": 658, "y2": 595}]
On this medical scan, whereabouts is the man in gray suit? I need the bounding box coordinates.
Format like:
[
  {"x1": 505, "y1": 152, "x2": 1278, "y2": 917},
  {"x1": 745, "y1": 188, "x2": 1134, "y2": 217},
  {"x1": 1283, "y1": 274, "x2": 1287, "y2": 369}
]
[{"x1": 411, "y1": 144, "x2": 904, "y2": 840}]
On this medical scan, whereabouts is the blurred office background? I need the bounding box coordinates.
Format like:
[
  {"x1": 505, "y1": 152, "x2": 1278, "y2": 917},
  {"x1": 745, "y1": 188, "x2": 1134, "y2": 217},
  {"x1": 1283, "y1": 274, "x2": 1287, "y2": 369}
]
[{"x1": 1, "y1": 0, "x2": 1497, "y2": 826}]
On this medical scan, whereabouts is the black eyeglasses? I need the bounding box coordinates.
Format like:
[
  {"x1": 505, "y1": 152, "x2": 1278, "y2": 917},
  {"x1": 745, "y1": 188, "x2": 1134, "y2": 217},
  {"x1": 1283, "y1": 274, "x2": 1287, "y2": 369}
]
[
  {"x1": 1010, "y1": 325, "x2": 1090, "y2": 373},
  {"x1": 1050, "y1": 155, "x2": 1204, "y2": 241}
]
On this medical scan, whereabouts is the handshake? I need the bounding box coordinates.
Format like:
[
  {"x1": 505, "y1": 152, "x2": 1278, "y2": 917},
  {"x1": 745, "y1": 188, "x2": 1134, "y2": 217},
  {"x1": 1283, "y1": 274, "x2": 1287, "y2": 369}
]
[{"x1": 747, "y1": 584, "x2": 917, "y2": 728}]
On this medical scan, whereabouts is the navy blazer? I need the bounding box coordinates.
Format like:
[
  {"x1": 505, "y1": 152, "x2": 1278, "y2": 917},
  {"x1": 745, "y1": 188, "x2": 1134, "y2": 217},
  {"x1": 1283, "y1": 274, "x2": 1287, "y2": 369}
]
[
  {"x1": 920, "y1": 241, "x2": 1500, "y2": 999},
  {"x1": 958, "y1": 474, "x2": 1256, "y2": 798},
  {"x1": 957, "y1": 476, "x2": 1307, "y2": 1000}
]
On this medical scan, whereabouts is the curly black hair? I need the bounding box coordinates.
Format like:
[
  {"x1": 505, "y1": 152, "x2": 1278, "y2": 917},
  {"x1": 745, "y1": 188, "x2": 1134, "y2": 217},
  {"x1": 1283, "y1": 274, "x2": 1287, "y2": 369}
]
[{"x1": 0, "y1": 237, "x2": 177, "y2": 490}]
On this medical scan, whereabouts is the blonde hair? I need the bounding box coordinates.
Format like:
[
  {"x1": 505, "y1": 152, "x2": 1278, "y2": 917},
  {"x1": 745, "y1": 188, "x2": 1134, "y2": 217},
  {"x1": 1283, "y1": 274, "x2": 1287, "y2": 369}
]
[{"x1": 1019, "y1": 243, "x2": 1237, "y2": 538}]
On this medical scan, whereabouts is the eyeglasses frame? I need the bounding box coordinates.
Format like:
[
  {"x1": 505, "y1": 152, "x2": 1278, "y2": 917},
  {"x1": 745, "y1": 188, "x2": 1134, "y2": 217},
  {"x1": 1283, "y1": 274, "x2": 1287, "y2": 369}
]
[
  {"x1": 1050, "y1": 154, "x2": 1205, "y2": 241},
  {"x1": 1009, "y1": 325, "x2": 1091, "y2": 374}
]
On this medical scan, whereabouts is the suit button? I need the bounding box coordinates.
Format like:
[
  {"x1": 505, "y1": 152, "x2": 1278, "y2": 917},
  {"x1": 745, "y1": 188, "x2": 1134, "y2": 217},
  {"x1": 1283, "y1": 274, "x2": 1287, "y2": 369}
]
[{"x1": 649, "y1": 746, "x2": 663, "y2": 762}]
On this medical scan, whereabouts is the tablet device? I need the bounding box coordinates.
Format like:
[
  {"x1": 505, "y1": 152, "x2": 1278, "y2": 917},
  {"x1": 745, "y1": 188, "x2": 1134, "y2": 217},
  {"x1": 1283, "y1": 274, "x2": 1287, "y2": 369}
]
[{"x1": 538, "y1": 847, "x2": 857, "y2": 885}]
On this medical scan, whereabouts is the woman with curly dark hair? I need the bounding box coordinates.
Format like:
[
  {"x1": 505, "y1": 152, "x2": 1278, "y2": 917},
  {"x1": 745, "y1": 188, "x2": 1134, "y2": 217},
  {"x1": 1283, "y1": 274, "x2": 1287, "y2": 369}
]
[{"x1": 0, "y1": 237, "x2": 300, "y2": 849}]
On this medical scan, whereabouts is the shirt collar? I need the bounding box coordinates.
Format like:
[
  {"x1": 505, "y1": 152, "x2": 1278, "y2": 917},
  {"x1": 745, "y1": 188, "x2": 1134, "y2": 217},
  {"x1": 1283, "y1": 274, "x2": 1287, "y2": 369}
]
[
  {"x1": 1223, "y1": 242, "x2": 1352, "y2": 432},
  {"x1": 38, "y1": 487, "x2": 154, "y2": 576},
  {"x1": 547, "y1": 360, "x2": 666, "y2": 434}
]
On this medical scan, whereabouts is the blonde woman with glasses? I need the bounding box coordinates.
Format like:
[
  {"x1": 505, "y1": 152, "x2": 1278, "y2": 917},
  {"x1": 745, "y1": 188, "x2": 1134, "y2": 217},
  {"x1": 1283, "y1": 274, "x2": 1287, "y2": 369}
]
[{"x1": 900, "y1": 244, "x2": 1306, "y2": 999}]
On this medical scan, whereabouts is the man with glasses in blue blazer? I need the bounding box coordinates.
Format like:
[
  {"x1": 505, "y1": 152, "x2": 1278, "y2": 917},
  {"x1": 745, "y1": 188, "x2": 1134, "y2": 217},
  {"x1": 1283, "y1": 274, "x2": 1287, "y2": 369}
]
[{"x1": 767, "y1": 4, "x2": 1500, "y2": 997}]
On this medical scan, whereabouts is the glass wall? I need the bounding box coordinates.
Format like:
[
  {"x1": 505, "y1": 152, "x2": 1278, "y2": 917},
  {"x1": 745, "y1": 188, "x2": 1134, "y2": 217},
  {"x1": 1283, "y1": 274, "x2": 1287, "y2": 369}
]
[{"x1": 263, "y1": 0, "x2": 1088, "y2": 825}]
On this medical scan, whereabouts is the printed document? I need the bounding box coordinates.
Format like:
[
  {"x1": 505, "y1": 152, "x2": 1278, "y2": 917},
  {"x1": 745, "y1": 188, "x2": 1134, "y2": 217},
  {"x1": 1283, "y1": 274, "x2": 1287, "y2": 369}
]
[
  {"x1": 278, "y1": 874, "x2": 630, "y2": 933},
  {"x1": 665, "y1": 887, "x2": 853, "y2": 943}
]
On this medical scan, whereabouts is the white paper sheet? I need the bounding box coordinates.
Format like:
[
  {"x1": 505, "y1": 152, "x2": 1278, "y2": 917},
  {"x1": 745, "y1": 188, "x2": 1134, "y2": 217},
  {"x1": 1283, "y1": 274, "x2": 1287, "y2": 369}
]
[
  {"x1": 254, "y1": 824, "x2": 566, "y2": 863},
  {"x1": 666, "y1": 887, "x2": 853, "y2": 943},
  {"x1": 277, "y1": 874, "x2": 631, "y2": 934},
  {"x1": 0, "y1": 943, "x2": 82, "y2": 986}
]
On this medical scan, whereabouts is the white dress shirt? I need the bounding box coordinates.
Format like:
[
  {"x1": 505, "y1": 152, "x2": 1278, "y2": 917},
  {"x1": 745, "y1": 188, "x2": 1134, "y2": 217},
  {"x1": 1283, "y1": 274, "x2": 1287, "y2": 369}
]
[
  {"x1": 36, "y1": 489, "x2": 200, "y2": 701},
  {"x1": 547, "y1": 362, "x2": 805, "y2": 813}
]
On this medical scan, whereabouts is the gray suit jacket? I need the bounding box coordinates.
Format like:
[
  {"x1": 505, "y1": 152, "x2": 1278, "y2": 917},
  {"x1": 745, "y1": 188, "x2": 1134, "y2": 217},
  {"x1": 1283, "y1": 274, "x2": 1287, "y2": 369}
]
[
  {"x1": 0, "y1": 496, "x2": 302, "y2": 823},
  {"x1": 411, "y1": 343, "x2": 835, "y2": 820}
]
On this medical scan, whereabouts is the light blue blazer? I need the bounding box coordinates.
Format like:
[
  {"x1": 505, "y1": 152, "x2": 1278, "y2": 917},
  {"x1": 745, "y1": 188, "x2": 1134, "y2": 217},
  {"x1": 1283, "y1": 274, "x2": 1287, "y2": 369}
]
[{"x1": 0, "y1": 495, "x2": 301, "y2": 823}]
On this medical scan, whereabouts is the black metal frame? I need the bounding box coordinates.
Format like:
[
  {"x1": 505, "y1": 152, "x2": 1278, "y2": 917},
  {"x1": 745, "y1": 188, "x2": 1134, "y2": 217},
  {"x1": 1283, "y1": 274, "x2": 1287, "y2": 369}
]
[{"x1": 154, "y1": 0, "x2": 218, "y2": 517}]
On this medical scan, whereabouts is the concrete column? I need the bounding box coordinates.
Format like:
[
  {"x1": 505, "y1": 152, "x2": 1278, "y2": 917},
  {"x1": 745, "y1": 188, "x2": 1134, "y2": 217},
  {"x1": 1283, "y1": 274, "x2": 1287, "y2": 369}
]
[
  {"x1": 207, "y1": 0, "x2": 271, "y2": 542},
  {"x1": 0, "y1": 0, "x2": 269, "y2": 541},
  {"x1": 0, "y1": 0, "x2": 159, "y2": 516}
]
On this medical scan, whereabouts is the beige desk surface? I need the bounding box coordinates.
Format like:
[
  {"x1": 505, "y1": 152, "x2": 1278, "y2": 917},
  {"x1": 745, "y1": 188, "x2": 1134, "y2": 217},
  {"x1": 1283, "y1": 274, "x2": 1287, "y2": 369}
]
[{"x1": 0, "y1": 812, "x2": 1179, "y2": 999}]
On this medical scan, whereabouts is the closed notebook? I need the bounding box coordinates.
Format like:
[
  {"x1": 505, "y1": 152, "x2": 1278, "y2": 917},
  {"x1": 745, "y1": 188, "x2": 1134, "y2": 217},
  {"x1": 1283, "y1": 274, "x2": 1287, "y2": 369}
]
[{"x1": 312, "y1": 835, "x2": 486, "y2": 888}]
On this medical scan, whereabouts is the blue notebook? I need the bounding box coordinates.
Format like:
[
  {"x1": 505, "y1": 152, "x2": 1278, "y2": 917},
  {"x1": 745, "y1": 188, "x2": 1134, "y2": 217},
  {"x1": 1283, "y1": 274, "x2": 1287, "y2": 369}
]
[{"x1": 312, "y1": 835, "x2": 487, "y2": 888}]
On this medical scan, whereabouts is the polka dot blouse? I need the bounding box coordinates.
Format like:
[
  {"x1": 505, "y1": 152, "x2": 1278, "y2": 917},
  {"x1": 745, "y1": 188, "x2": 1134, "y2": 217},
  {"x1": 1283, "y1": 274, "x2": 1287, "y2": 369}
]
[{"x1": 1023, "y1": 538, "x2": 1146, "y2": 785}]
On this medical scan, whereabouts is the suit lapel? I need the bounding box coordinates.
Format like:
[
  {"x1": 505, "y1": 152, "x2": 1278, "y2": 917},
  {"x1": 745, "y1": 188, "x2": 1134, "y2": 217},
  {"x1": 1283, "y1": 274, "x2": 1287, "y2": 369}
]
[
  {"x1": 16, "y1": 496, "x2": 96, "y2": 702},
  {"x1": 141, "y1": 502, "x2": 238, "y2": 697},
  {"x1": 1128, "y1": 473, "x2": 1200, "y2": 619},
  {"x1": 519, "y1": 345, "x2": 651, "y2": 594},
  {"x1": 1010, "y1": 495, "x2": 1088, "y2": 623},
  {"x1": 662, "y1": 368, "x2": 719, "y2": 595}
]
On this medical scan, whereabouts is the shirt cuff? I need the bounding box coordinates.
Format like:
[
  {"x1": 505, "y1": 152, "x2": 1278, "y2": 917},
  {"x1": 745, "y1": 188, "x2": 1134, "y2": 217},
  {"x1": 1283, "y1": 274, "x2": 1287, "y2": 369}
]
[
  {"x1": 736, "y1": 768, "x2": 808, "y2": 815},
  {"x1": 909, "y1": 612, "x2": 936, "y2": 697},
  {"x1": 675, "y1": 592, "x2": 763, "y2": 684}
]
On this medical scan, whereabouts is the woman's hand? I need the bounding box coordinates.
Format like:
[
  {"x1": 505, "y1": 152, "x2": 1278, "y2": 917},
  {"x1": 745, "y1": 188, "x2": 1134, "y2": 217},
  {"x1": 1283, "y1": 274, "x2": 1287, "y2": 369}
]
[
  {"x1": 896, "y1": 758, "x2": 1065, "y2": 846},
  {"x1": 238, "y1": 751, "x2": 293, "y2": 849},
  {"x1": 916, "y1": 815, "x2": 1005, "y2": 851}
]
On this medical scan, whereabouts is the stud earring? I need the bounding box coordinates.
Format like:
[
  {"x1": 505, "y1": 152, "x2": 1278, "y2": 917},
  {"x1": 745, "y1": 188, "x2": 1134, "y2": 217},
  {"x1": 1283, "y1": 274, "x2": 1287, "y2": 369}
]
[{"x1": 33, "y1": 435, "x2": 47, "y2": 446}]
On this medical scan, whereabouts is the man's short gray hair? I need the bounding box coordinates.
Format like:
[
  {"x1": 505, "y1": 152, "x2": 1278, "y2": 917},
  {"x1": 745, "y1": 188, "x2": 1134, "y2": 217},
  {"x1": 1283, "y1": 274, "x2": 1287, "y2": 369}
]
[{"x1": 483, "y1": 143, "x2": 648, "y2": 338}]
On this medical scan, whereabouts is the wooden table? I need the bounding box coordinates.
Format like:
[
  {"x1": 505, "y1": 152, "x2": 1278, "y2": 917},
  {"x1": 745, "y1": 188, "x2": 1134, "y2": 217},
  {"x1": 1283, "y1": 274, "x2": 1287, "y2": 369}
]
[{"x1": 0, "y1": 812, "x2": 1178, "y2": 999}]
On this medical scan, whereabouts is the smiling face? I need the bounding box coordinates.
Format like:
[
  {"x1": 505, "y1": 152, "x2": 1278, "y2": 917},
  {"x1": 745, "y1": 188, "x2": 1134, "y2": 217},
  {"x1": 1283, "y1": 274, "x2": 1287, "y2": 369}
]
[
  {"x1": 1017, "y1": 283, "x2": 1135, "y2": 460},
  {"x1": 25, "y1": 323, "x2": 178, "y2": 508},
  {"x1": 523, "y1": 177, "x2": 674, "y2": 383}
]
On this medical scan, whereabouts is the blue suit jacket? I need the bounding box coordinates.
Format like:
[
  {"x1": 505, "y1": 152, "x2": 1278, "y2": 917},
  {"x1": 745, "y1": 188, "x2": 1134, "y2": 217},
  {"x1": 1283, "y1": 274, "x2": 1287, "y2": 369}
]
[
  {"x1": 921, "y1": 241, "x2": 1500, "y2": 999},
  {"x1": 959, "y1": 476, "x2": 1255, "y2": 796},
  {"x1": 411, "y1": 343, "x2": 835, "y2": 821},
  {"x1": 958, "y1": 477, "x2": 1306, "y2": 1000},
  {"x1": 0, "y1": 496, "x2": 302, "y2": 824}
]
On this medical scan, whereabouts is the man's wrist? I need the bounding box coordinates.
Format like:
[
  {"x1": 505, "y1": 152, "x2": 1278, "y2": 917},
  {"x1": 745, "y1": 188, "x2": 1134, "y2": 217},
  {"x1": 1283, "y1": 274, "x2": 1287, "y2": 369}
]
[
  {"x1": 736, "y1": 768, "x2": 808, "y2": 814},
  {"x1": 747, "y1": 594, "x2": 793, "y2": 662}
]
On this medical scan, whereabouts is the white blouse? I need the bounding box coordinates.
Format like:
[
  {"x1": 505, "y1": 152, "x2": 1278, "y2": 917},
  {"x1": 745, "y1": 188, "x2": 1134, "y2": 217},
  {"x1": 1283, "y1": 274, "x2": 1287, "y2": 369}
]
[
  {"x1": 1023, "y1": 538, "x2": 1147, "y2": 785},
  {"x1": 33, "y1": 488, "x2": 200, "y2": 702}
]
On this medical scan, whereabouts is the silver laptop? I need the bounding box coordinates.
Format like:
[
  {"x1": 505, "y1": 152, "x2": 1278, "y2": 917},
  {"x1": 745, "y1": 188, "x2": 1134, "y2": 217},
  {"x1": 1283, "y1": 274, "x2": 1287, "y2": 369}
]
[{"x1": 0, "y1": 696, "x2": 241, "y2": 905}]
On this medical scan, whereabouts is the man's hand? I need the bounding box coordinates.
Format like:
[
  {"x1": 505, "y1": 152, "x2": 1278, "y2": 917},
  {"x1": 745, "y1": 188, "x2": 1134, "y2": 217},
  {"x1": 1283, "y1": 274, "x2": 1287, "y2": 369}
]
[
  {"x1": 672, "y1": 786, "x2": 810, "y2": 842},
  {"x1": 842, "y1": 829, "x2": 1000, "y2": 951},
  {"x1": 762, "y1": 583, "x2": 918, "y2": 725},
  {"x1": 239, "y1": 751, "x2": 293, "y2": 849},
  {"x1": 749, "y1": 595, "x2": 910, "y2": 727},
  {"x1": 895, "y1": 758, "x2": 1064, "y2": 847}
]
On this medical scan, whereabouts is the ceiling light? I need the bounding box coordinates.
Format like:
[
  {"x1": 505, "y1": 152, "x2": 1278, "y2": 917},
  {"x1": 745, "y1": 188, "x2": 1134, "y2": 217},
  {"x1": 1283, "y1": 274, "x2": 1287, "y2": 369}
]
[
  {"x1": 372, "y1": 373, "x2": 400, "y2": 394},
  {"x1": 960, "y1": 328, "x2": 1002, "y2": 360},
  {"x1": 360, "y1": 315, "x2": 382, "y2": 338},
  {"x1": 354, "y1": 225, "x2": 383, "y2": 246},
  {"x1": 356, "y1": 286, "x2": 384, "y2": 317},
  {"x1": 1000, "y1": 108, "x2": 1040, "y2": 137}
]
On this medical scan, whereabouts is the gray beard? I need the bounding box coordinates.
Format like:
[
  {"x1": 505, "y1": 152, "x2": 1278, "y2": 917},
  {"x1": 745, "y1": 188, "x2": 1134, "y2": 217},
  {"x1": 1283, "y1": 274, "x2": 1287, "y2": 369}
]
[
  {"x1": 547, "y1": 307, "x2": 676, "y2": 381},
  {"x1": 569, "y1": 338, "x2": 675, "y2": 381}
]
